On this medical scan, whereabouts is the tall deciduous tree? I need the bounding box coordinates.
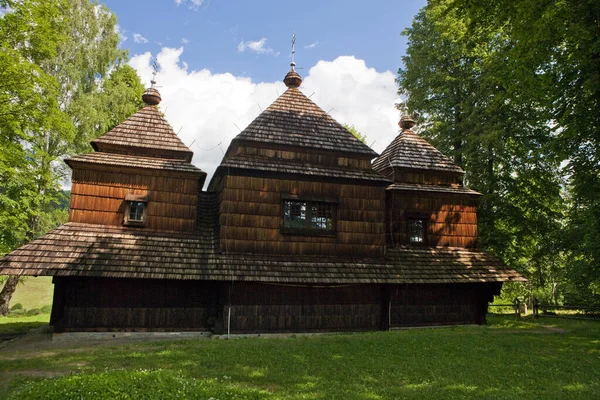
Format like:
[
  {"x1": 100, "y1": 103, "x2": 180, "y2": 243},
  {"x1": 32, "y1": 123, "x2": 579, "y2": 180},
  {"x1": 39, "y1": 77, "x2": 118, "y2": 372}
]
[
  {"x1": 0, "y1": 0, "x2": 144, "y2": 314},
  {"x1": 398, "y1": 0, "x2": 565, "y2": 302},
  {"x1": 452, "y1": 0, "x2": 600, "y2": 305}
]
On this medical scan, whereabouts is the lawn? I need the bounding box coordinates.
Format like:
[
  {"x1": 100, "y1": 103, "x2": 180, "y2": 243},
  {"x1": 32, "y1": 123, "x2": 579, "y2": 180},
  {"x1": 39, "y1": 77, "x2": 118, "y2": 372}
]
[
  {"x1": 8, "y1": 276, "x2": 53, "y2": 311},
  {"x1": 0, "y1": 315, "x2": 599, "y2": 399}
]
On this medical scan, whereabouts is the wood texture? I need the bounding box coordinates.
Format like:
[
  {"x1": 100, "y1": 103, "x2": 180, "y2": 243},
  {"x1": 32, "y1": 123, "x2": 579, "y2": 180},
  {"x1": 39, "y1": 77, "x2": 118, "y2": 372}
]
[
  {"x1": 387, "y1": 191, "x2": 479, "y2": 248},
  {"x1": 69, "y1": 169, "x2": 200, "y2": 232},
  {"x1": 54, "y1": 277, "x2": 217, "y2": 331},
  {"x1": 223, "y1": 282, "x2": 381, "y2": 333},
  {"x1": 217, "y1": 175, "x2": 387, "y2": 257}
]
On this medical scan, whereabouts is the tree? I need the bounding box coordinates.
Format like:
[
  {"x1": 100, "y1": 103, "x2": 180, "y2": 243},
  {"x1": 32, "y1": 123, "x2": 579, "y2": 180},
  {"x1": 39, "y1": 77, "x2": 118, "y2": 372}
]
[
  {"x1": 0, "y1": 0, "x2": 144, "y2": 314},
  {"x1": 451, "y1": 0, "x2": 600, "y2": 305},
  {"x1": 398, "y1": 0, "x2": 566, "y2": 302},
  {"x1": 343, "y1": 124, "x2": 368, "y2": 144}
]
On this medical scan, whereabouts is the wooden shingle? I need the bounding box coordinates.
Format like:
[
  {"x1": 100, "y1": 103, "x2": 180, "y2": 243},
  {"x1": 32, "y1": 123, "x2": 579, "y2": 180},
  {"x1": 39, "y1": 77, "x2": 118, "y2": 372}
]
[
  {"x1": 372, "y1": 130, "x2": 464, "y2": 174},
  {"x1": 91, "y1": 105, "x2": 194, "y2": 162},
  {"x1": 234, "y1": 88, "x2": 378, "y2": 158}
]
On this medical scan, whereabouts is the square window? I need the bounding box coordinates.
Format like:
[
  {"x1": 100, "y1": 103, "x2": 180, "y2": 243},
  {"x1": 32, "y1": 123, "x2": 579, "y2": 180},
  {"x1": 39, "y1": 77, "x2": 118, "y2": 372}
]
[
  {"x1": 282, "y1": 199, "x2": 336, "y2": 234},
  {"x1": 409, "y1": 219, "x2": 425, "y2": 244},
  {"x1": 124, "y1": 200, "x2": 147, "y2": 226}
]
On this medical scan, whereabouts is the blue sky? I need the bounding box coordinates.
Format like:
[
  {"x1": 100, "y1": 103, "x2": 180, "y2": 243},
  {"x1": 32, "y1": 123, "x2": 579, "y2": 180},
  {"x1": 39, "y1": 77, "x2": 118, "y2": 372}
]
[
  {"x1": 104, "y1": 0, "x2": 425, "y2": 83},
  {"x1": 101, "y1": 0, "x2": 427, "y2": 186}
]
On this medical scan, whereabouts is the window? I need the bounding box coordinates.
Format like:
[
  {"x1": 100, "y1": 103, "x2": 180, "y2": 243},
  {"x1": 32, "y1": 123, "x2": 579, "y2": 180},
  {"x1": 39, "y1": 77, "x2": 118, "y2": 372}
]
[
  {"x1": 408, "y1": 219, "x2": 425, "y2": 244},
  {"x1": 282, "y1": 199, "x2": 336, "y2": 234},
  {"x1": 128, "y1": 201, "x2": 145, "y2": 222},
  {"x1": 123, "y1": 195, "x2": 148, "y2": 226}
]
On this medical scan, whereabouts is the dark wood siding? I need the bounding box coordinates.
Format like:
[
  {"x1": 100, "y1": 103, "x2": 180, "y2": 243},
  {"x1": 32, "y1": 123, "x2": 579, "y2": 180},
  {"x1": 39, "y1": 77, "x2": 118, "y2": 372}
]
[
  {"x1": 70, "y1": 168, "x2": 199, "y2": 232},
  {"x1": 224, "y1": 282, "x2": 381, "y2": 333},
  {"x1": 387, "y1": 191, "x2": 478, "y2": 248},
  {"x1": 53, "y1": 277, "x2": 216, "y2": 332},
  {"x1": 386, "y1": 283, "x2": 499, "y2": 328},
  {"x1": 217, "y1": 175, "x2": 386, "y2": 257}
]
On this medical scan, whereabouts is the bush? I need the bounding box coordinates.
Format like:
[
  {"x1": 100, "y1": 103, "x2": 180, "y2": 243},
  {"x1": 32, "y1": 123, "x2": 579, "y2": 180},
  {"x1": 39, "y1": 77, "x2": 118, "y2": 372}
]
[
  {"x1": 26, "y1": 308, "x2": 41, "y2": 316},
  {"x1": 40, "y1": 305, "x2": 52, "y2": 314},
  {"x1": 10, "y1": 303, "x2": 23, "y2": 311}
]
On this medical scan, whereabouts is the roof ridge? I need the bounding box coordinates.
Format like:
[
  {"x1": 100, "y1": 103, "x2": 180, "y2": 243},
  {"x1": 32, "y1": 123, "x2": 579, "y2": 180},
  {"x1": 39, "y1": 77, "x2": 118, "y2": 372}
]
[{"x1": 233, "y1": 88, "x2": 378, "y2": 157}]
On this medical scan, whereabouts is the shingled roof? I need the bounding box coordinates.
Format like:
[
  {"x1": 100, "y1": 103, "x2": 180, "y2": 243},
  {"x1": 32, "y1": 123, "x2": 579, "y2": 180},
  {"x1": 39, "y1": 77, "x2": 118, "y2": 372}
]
[
  {"x1": 0, "y1": 221, "x2": 524, "y2": 284},
  {"x1": 65, "y1": 152, "x2": 205, "y2": 175},
  {"x1": 233, "y1": 87, "x2": 378, "y2": 158},
  {"x1": 91, "y1": 103, "x2": 193, "y2": 162},
  {"x1": 372, "y1": 129, "x2": 464, "y2": 174}
]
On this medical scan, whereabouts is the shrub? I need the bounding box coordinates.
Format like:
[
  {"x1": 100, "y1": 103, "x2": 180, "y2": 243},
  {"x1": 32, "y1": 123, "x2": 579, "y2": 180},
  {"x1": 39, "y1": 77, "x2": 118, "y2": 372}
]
[
  {"x1": 26, "y1": 308, "x2": 41, "y2": 316},
  {"x1": 10, "y1": 303, "x2": 23, "y2": 311},
  {"x1": 41, "y1": 305, "x2": 53, "y2": 314}
]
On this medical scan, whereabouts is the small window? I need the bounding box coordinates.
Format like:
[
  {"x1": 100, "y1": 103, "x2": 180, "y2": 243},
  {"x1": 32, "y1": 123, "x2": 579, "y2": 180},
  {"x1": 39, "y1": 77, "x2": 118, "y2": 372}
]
[
  {"x1": 409, "y1": 219, "x2": 425, "y2": 244},
  {"x1": 282, "y1": 199, "x2": 336, "y2": 234},
  {"x1": 124, "y1": 200, "x2": 147, "y2": 226}
]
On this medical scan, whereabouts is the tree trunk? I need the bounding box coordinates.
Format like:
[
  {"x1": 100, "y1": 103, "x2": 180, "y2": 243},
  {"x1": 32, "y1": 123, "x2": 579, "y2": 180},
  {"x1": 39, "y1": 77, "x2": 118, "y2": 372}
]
[{"x1": 0, "y1": 275, "x2": 20, "y2": 316}]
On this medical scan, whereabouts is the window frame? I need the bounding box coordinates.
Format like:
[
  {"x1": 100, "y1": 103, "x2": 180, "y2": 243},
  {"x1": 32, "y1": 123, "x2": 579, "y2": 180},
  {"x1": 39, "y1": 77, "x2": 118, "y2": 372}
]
[
  {"x1": 280, "y1": 195, "x2": 338, "y2": 236},
  {"x1": 407, "y1": 218, "x2": 427, "y2": 245},
  {"x1": 123, "y1": 195, "x2": 148, "y2": 227}
]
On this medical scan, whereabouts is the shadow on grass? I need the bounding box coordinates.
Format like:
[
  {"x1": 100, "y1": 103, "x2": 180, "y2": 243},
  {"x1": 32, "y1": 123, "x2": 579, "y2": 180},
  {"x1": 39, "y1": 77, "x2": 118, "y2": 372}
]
[
  {"x1": 0, "y1": 321, "x2": 48, "y2": 335},
  {"x1": 1, "y1": 315, "x2": 599, "y2": 399}
]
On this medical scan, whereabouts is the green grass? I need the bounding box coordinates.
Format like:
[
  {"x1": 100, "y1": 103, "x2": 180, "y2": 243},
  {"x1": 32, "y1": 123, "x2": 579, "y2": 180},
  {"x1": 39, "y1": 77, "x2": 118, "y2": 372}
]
[
  {"x1": 0, "y1": 315, "x2": 599, "y2": 399},
  {"x1": 9, "y1": 276, "x2": 53, "y2": 310},
  {"x1": 0, "y1": 314, "x2": 50, "y2": 335}
]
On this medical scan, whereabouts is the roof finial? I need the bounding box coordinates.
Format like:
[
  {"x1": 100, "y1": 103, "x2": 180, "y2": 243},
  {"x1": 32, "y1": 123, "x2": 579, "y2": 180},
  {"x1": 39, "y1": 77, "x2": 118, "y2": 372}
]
[
  {"x1": 284, "y1": 32, "x2": 302, "y2": 88},
  {"x1": 150, "y1": 59, "x2": 158, "y2": 88},
  {"x1": 291, "y1": 32, "x2": 296, "y2": 71},
  {"x1": 396, "y1": 101, "x2": 415, "y2": 131},
  {"x1": 142, "y1": 59, "x2": 161, "y2": 105}
]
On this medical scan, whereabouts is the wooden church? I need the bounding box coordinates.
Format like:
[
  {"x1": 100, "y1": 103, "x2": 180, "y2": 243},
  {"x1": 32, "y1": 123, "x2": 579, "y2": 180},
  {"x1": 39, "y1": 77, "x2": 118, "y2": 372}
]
[{"x1": 0, "y1": 64, "x2": 524, "y2": 333}]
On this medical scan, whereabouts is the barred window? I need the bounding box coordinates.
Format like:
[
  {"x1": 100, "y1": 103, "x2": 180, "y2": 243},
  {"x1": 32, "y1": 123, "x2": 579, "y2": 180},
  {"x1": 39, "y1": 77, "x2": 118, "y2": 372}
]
[
  {"x1": 409, "y1": 219, "x2": 425, "y2": 243},
  {"x1": 283, "y1": 199, "x2": 336, "y2": 233}
]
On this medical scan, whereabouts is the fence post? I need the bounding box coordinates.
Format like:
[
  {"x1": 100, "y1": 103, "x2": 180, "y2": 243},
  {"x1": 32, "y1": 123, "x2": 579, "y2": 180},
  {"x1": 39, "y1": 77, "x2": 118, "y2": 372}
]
[
  {"x1": 533, "y1": 298, "x2": 539, "y2": 319},
  {"x1": 513, "y1": 298, "x2": 521, "y2": 319}
]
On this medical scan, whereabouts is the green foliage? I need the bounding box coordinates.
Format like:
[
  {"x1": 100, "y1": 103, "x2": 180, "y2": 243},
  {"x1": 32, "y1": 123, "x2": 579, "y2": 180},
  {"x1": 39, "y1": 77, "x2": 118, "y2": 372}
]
[
  {"x1": 1, "y1": 317, "x2": 600, "y2": 399},
  {"x1": 343, "y1": 123, "x2": 368, "y2": 144},
  {"x1": 398, "y1": 0, "x2": 568, "y2": 302},
  {"x1": 0, "y1": 0, "x2": 144, "y2": 310},
  {"x1": 450, "y1": 0, "x2": 600, "y2": 306},
  {"x1": 10, "y1": 303, "x2": 23, "y2": 311}
]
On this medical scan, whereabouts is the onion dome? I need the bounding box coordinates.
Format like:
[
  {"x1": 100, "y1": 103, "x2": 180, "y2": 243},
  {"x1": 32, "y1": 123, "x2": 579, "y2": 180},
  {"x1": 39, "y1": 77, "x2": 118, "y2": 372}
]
[
  {"x1": 283, "y1": 62, "x2": 302, "y2": 88},
  {"x1": 399, "y1": 113, "x2": 415, "y2": 131},
  {"x1": 142, "y1": 86, "x2": 161, "y2": 106}
]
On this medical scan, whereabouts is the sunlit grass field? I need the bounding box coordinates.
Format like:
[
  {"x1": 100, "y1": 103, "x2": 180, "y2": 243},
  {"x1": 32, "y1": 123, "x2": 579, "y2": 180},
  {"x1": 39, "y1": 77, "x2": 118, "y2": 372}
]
[{"x1": 1, "y1": 314, "x2": 599, "y2": 399}]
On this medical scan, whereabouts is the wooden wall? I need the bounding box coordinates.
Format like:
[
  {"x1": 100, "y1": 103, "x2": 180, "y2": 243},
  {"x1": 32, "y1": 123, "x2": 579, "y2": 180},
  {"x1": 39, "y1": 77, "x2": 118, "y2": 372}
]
[
  {"x1": 216, "y1": 175, "x2": 386, "y2": 257},
  {"x1": 49, "y1": 278, "x2": 501, "y2": 332},
  {"x1": 69, "y1": 168, "x2": 199, "y2": 232},
  {"x1": 387, "y1": 191, "x2": 479, "y2": 248},
  {"x1": 224, "y1": 282, "x2": 381, "y2": 333},
  {"x1": 51, "y1": 277, "x2": 217, "y2": 332},
  {"x1": 385, "y1": 283, "x2": 500, "y2": 328},
  {"x1": 377, "y1": 166, "x2": 463, "y2": 185},
  {"x1": 231, "y1": 143, "x2": 373, "y2": 170}
]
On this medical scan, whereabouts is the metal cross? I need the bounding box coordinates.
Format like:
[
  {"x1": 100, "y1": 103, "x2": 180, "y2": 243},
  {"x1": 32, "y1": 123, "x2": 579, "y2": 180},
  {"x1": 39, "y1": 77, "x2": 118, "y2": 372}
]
[
  {"x1": 151, "y1": 59, "x2": 158, "y2": 87},
  {"x1": 291, "y1": 32, "x2": 296, "y2": 65}
]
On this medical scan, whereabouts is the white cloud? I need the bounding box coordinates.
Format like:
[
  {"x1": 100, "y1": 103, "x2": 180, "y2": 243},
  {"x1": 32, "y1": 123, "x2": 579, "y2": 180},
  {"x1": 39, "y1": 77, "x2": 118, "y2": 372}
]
[
  {"x1": 129, "y1": 49, "x2": 400, "y2": 188},
  {"x1": 181, "y1": 38, "x2": 189, "y2": 44},
  {"x1": 237, "y1": 38, "x2": 274, "y2": 54},
  {"x1": 174, "y1": 0, "x2": 203, "y2": 10},
  {"x1": 304, "y1": 42, "x2": 319, "y2": 49},
  {"x1": 133, "y1": 33, "x2": 148, "y2": 44},
  {"x1": 115, "y1": 24, "x2": 127, "y2": 43}
]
